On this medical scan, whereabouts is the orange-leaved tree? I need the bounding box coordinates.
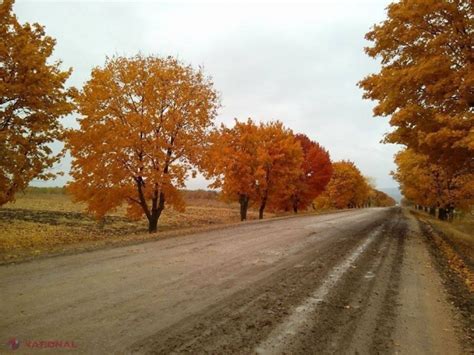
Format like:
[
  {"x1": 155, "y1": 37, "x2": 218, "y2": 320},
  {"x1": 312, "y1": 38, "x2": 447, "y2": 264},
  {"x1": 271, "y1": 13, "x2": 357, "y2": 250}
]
[
  {"x1": 393, "y1": 148, "x2": 474, "y2": 220},
  {"x1": 254, "y1": 121, "x2": 304, "y2": 219},
  {"x1": 205, "y1": 119, "x2": 303, "y2": 220},
  {"x1": 314, "y1": 161, "x2": 370, "y2": 209},
  {"x1": 369, "y1": 189, "x2": 396, "y2": 207},
  {"x1": 358, "y1": 0, "x2": 473, "y2": 172},
  {"x1": 0, "y1": 0, "x2": 74, "y2": 205},
  {"x1": 393, "y1": 149, "x2": 437, "y2": 211},
  {"x1": 363, "y1": 176, "x2": 395, "y2": 207},
  {"x1": 66, "y1": 55, "x2": 220, "y2": 232},
  {"x1": 272, "y1": 134, "x2": 332, "y2": 213},
  {"x1": 205, "y1": 119, "x2": 260, "y2": 221}
]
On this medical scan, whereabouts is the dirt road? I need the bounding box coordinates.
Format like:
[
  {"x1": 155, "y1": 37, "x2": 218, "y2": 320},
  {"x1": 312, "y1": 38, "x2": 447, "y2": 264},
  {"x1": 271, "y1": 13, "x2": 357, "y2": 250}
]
[{"x1": 0, "y1": 208, "x2": 466, "y2": 354}]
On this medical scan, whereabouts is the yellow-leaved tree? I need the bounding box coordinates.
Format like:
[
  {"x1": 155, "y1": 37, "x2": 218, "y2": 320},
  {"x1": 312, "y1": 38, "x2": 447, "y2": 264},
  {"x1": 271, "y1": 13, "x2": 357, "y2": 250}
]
[
  {"x1": 66, "y1": 55, "x2": 219, "y2": 232},
  {"x1": 0, "y1": 0, "x2": 74, "y2": 205},
  {"x1": 314, "y1": 161, "x2": 370, "y2": 209},
  {"x1": 393, "y1": 148, "x2": 474, "y2": 220}
]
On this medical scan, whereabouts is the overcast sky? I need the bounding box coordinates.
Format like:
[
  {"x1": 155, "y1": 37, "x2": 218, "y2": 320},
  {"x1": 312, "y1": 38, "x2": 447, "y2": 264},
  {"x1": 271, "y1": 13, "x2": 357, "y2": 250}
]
[{"x1": 15, "y1": 0, "x2": 400, "y2": 189}]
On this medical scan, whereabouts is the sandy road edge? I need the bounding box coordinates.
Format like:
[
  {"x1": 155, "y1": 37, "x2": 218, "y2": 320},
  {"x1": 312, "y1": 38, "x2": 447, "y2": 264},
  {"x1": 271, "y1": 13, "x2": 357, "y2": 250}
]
[{"x1": 409, "y1": 209, "x2": 474, "y2": 353}]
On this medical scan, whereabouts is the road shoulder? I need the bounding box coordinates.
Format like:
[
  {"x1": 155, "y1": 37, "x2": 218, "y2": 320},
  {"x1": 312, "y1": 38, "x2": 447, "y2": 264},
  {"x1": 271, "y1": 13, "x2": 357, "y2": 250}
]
[{"x1": 393, "y1": 211, "x2": 463, "y2": 354}]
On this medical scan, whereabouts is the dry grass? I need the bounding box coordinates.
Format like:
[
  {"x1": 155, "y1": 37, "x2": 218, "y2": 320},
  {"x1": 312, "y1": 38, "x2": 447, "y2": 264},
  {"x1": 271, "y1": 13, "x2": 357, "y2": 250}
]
[
  {"x1": 414, "y1": 210, "x2": 474, "y2": 263},
  {"x1": 0, "y1": 189, "x2": 269, "y2": 264},
  {"x1": 411, "y1": 208, "x2": 474, "y2": 292},
  {"x1": 430, "y1": 216, "x2": 474, "y2": 257}
]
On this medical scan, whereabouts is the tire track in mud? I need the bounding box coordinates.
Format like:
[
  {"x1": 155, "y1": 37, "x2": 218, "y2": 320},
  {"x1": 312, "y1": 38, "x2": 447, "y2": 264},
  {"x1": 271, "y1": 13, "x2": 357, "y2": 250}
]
[
  {"x1": 285, "y1": 208, "x2": 406, "y2": 354},
  {"x1": 254, "y1": 226, "x2": 383, "y2": 354},
  {"x1": 128, "y1": 210, "x2": 397, "y2": 354}
]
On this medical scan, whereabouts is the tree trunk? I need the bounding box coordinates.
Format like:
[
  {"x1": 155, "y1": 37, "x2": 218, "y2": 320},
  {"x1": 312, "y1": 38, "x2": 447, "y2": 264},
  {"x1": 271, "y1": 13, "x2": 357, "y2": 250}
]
[
  {"x1": 239, "y1": 194, "x2": 249, "y2": 221},
  {"x1": 292, "y1": 194, "x2": 299, "y2": 214},
  {"x1": 148, "y1": 215, "x2": 159, "y2": 233},
  {"x1": 438, "y1": 207, "x2": 448, "y2": 221},
  {"x1": 259, "y1": 196, "x2": 267, "y2": 220},
  {"x1": 429, "y1": 206, "x2": 436, "y2": 216},
  {"x1": 148, "y1": 191, "x2": 165, "y2": 233},
  {"x1": 447, "y1": 205, "x2": 455, "y2": 222}
]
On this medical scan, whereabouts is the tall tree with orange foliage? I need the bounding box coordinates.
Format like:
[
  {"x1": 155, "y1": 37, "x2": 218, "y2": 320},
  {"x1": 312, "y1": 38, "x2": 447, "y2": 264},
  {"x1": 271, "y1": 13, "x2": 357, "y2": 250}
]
[
  {"x1": 66, "y1": 55, "x2": 219, "y2": 232},
  {"x1": 0, "y1": 0, "x2": 74, "y2": 205},
  {"x1": 205, "y1": 119, "x2": 260, "y2": 221},
  {"x1": 254, "y1": 122, "x2": 303, "y2": 219},
  {"x1": 359, "y1": 0, "x2": 473, "y2": 172},
  {"x1": 272, "y1": 134, "x2": 332, "y2": 213},
  {"x1": 206, "y1": 119, "x2": 303, "y2": 220},
  {"x1": 314, "y1": 161, "x2": 370, "y2": 209}
]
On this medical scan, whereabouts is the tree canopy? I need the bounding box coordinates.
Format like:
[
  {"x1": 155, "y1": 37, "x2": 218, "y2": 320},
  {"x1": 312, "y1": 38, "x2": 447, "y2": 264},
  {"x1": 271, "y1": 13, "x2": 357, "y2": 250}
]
[
  {"x1": 0, "y1": 0, "x2": 74, "y2": 205},
  {"x1": 205, "y1": 119, "x2": 303, "y2": 220},
  {"x1": 393, "y1": 148, "x2": 473, "y2": 218},
  {"x1": 66, "y1": 55, "x2": 219, "y2": 232},
  {"x1": 314, "y1": 161, "x2": 371, "y2": 209},
  {"x1": 272, "y1": 134, "x2": 332, "y2": 213},
  {"x1": 359, "y1": 0, "x2": 473, "y2": 171},
  {"x1": 359, "y1": 0, "x2": 473, "y2": 219}
]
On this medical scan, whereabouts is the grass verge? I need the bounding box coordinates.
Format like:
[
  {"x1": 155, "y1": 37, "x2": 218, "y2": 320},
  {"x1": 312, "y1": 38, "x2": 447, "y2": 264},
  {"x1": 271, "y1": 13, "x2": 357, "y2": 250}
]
[{"x1": 410, "y1": 209, "x2": 473, "y2": 292}]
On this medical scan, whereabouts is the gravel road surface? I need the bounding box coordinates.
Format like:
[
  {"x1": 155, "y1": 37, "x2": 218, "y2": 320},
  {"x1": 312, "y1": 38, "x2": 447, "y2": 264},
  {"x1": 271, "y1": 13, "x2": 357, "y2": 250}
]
[{"x1": 0, "y1": 208, "x2": 464, "y2": 354}]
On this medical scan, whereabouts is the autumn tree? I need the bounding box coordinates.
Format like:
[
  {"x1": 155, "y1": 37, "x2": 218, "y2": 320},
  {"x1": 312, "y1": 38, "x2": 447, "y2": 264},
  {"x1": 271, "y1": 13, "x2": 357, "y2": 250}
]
[
  {"x1": 393, "y1": 148, "x2": 474, "y2": 220},
  {"x1": 314, "y1": 161, "x2": 370, "y2": 209},
  {"x1": 205, "y1": 119, "x2": 303, "y2": 220},
  {"x1": 254, "y1": 122, "x2": 303, "y2": 219},
  {"x1": 392, "y1": 149, "x2": 436, "y2": 211},
  {"x1": 205, "y1": 119, "x2": 260, "y2": 221},
  {"x1": 359, "y1": 0, "x2": 473, "y2": 172},
  {"x1": 272, "y1": 134, "x2": 332, "y2": 213},
  {"x1": 363, "y1": 177, "x2": 396, "y2": 208},
  {"x1": 0, "y1": 0, "x2": 74, "y2": 205},
  {"x1": 66, "y1": 55, "x2": 219, "y2": 232},
  {"x1": 370, "y1": 189, "x2": 396, "y2": 207}
]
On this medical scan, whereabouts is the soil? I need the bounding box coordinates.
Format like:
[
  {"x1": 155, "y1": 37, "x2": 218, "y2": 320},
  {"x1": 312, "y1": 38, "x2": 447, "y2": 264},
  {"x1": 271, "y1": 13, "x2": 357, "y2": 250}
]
[
  {"x1": 416, "y1": 216, "x2": 474, "y2": 353},
  {"x1": 0, "y1": 208, "x2": 468, "y2": 354}
]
